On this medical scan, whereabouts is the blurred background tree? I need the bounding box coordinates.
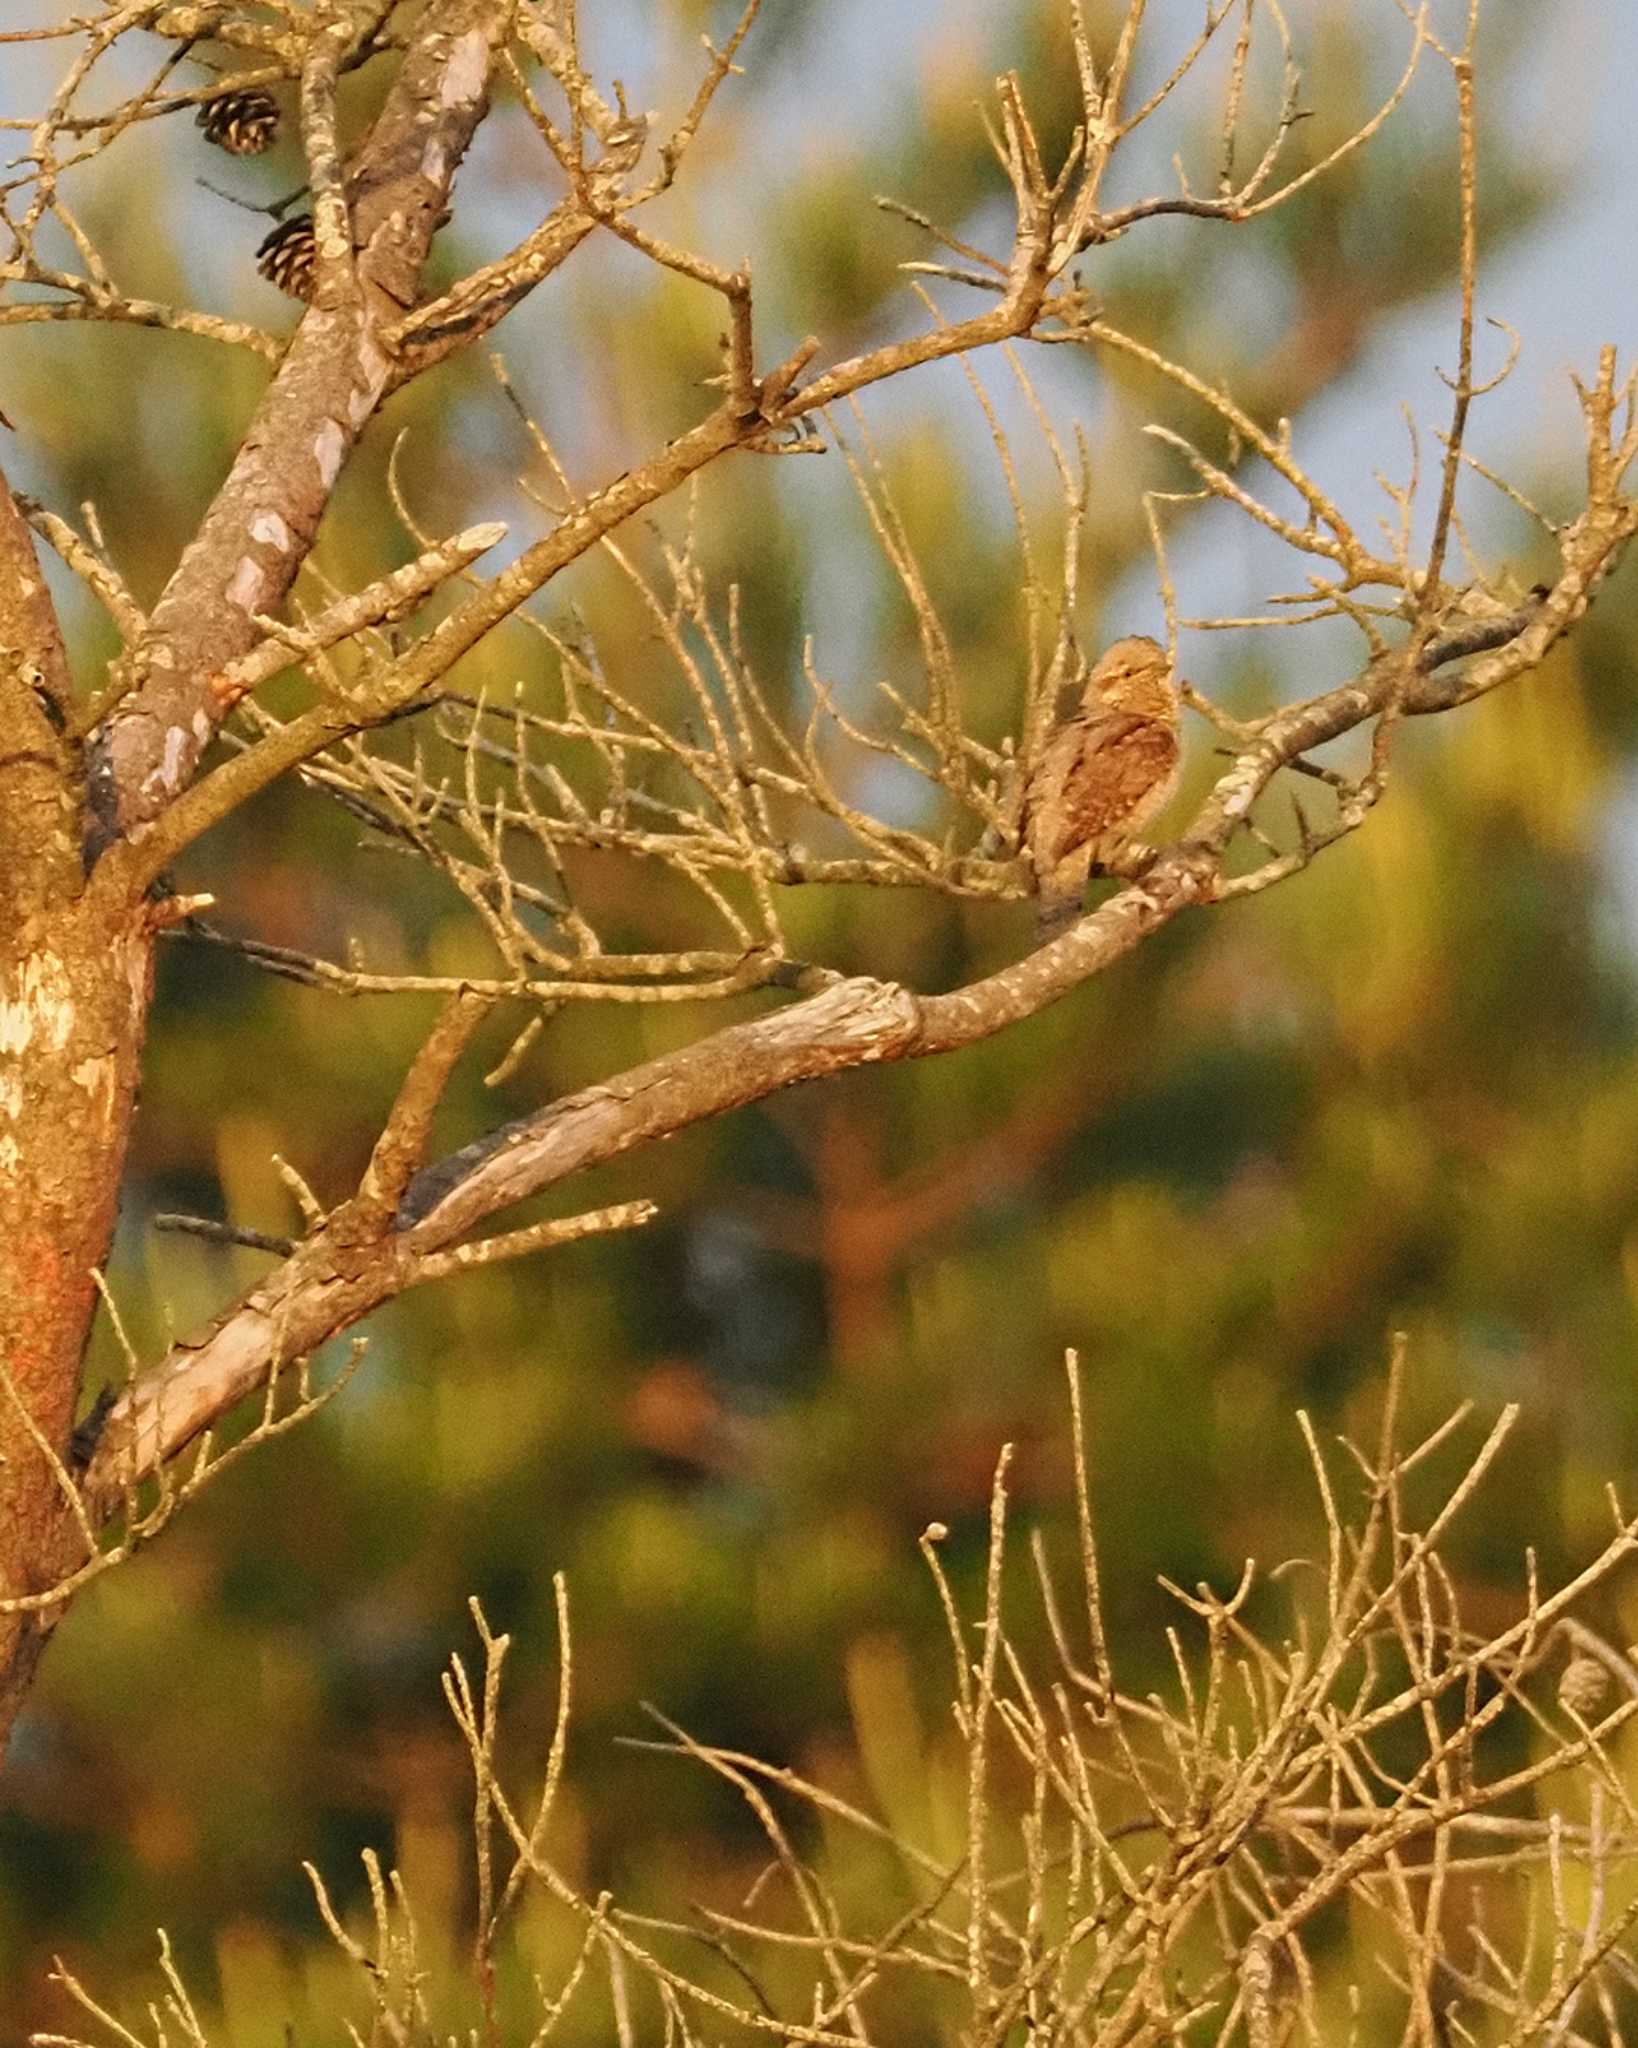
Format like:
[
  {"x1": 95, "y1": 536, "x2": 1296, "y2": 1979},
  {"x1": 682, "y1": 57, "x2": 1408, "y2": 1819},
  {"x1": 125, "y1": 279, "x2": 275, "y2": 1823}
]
[{"x1": 3, "y1": 0, "x2": 1638, "y2": 2037}]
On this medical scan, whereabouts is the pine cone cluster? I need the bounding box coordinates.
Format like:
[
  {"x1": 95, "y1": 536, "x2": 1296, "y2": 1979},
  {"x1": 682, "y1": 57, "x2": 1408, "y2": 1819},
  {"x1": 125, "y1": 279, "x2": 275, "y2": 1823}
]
[
  {"x1": 197, "y1": 88, "x2": 280, "y2": 156},
  {"x1": 255, "y1": 215, "x2": 316, "y2": 301}
]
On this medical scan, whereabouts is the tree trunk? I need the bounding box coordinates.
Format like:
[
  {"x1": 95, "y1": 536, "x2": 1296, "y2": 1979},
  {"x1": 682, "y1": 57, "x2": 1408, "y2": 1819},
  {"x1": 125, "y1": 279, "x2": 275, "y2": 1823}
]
[
  {"x1": 0, "y1": 465, "x2": 149, "y2": 1750},
  {"x1": 0, "y1": 900, "x2": 150, "y2": 1740}
]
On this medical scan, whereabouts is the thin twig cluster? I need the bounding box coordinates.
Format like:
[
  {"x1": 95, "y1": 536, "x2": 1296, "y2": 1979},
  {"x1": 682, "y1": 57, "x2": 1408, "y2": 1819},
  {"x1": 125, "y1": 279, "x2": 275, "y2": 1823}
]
[
  {"x1": 9, "y1": 0, "x2": 1606, "y2": 1009},
  {"x1": 39, "y1": 1351, "x2": 1638, "y2": 2045}
]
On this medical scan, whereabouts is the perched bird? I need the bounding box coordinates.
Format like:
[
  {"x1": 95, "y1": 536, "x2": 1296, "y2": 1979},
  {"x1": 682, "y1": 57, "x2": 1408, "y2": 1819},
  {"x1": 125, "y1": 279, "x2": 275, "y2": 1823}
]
[{"x1": 1021, "y1": 634, "x2": 1182, "y2": 937}]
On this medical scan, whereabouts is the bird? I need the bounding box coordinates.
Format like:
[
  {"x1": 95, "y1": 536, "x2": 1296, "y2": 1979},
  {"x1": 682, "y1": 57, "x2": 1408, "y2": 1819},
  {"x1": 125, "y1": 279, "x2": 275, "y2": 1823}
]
[{"x1": 1020, "y1": 634, "x2": 1182, "y2": 938}]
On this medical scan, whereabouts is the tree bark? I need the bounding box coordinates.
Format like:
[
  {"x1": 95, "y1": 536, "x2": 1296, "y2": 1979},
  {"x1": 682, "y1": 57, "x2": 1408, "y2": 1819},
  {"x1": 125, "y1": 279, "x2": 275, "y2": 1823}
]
[
  {"x1": 0, "y1": 897, "x2": 151, "y2": 1734},
  {"x1": 0, "y1": 464, "x2": 150, "y2": 1734},
  {"x1": 88, "y1": 0, "x2": 509, "y2": 842}
]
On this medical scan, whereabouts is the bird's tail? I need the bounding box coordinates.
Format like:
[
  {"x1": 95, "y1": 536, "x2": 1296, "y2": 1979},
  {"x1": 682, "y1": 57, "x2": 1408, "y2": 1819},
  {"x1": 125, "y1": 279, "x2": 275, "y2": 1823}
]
[{"x1": 1035, "y1": 890, "x2": 1083, "y2": 941}]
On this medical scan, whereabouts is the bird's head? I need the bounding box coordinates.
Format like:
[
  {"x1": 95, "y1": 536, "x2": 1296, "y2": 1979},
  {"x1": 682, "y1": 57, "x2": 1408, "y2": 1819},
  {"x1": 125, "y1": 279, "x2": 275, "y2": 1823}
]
[{"x1": 1084, "y1": 635, "x2": 1179, "y2": 719}]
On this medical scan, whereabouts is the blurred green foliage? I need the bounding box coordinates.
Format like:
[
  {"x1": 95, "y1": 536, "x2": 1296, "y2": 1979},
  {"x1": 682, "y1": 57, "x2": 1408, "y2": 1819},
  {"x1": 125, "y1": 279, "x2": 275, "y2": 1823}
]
[{"x1": 4, "y1": 0, "x2": 1638, "y2": 2036}]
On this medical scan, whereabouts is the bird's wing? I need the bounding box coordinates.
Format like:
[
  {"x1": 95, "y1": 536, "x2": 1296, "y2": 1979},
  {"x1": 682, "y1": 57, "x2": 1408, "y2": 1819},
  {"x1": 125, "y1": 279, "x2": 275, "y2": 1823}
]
[{"x1": 1026, "y1": 712, "x2": 1179, "y2": 869}]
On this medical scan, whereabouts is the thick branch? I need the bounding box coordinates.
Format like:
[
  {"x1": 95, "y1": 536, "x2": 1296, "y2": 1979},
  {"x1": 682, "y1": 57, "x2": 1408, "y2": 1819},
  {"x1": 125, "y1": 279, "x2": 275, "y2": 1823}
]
[{"x1": 85, "y1": 0, "x2": 510, "y2": 847}]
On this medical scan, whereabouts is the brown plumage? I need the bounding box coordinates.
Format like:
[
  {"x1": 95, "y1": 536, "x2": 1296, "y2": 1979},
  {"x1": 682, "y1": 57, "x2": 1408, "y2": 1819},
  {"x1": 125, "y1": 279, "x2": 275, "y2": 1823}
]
[{"x1": 1021, "y1": 635, "x2": 1182, "y2": 937}]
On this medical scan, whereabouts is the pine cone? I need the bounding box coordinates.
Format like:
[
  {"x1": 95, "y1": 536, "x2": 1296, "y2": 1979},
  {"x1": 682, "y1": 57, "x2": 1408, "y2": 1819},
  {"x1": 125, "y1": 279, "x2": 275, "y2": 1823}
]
[
  {"x1": 256, "y1": 216, "x2": 316, "y2": 302},
  {"x1": 198, "y1": 88, "x2": 280, "y2": 156}
]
